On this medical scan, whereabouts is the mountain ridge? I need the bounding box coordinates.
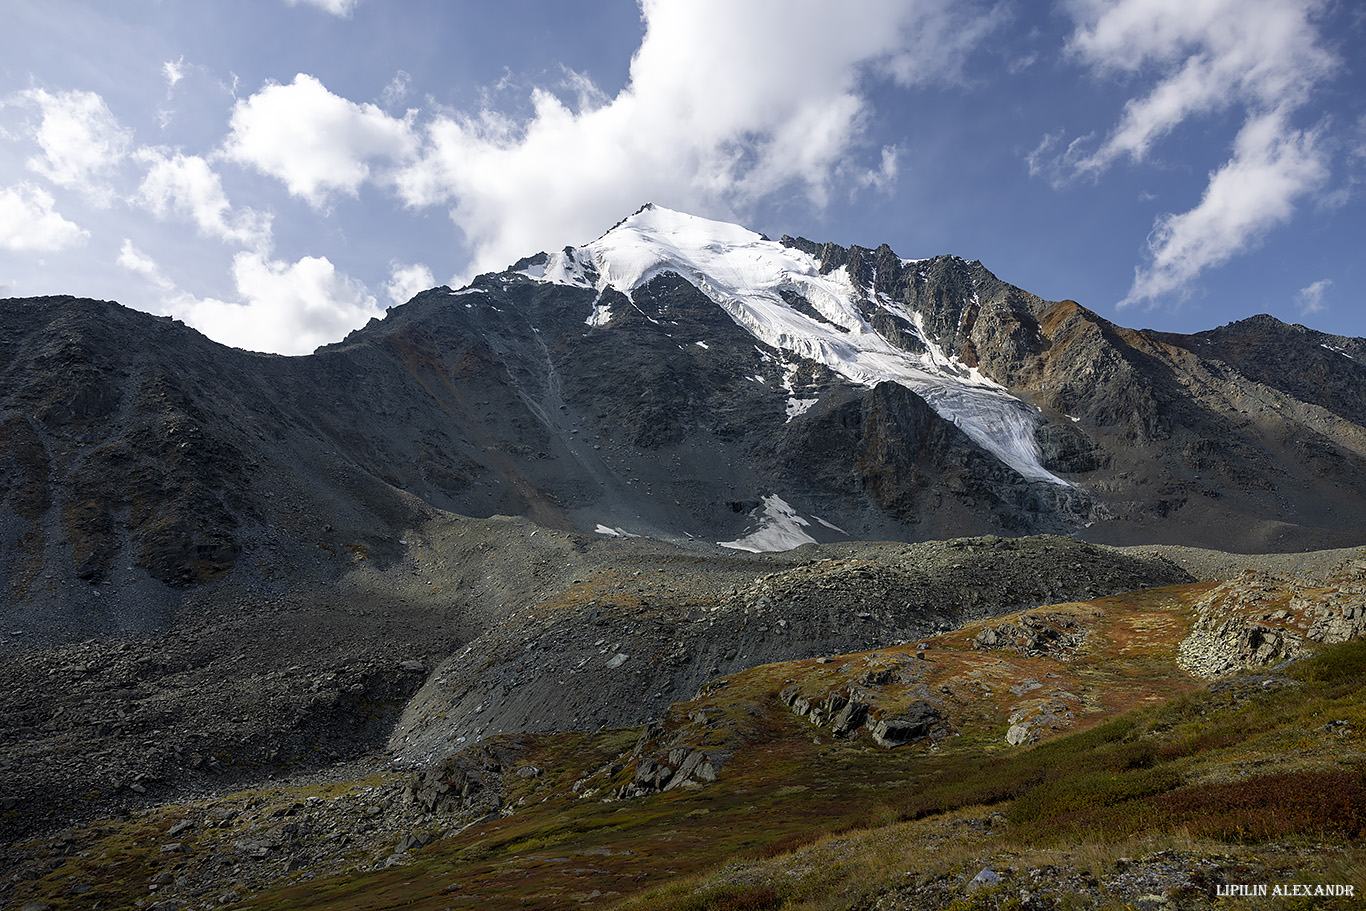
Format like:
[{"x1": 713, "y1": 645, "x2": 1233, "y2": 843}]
[{"x1": 4, "y1": 207, "x2": 1366, "y2": 647}]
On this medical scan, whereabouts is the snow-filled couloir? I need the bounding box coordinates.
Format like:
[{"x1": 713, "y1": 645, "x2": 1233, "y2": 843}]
[{"x1": 534, "y1": 204, "x2": 1065, "y2": 485}]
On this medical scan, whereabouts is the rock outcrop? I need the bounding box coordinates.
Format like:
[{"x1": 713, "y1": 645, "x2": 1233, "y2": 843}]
[
  {"x1": 971, "y1": 612, "x2": 1087, "y2": 657},
  {"x1": 607, "y1": 721, "x2": 725, "y2": 800},
  {"x1": 1178, "y1": 567, "x2": 1366, "y2": 679},
  {"x1": 779, "y1": 658, "x2": 946, "y2": 748},
  {"x1": 404, "y1": 741, "x2": 521, "y2": 820}
]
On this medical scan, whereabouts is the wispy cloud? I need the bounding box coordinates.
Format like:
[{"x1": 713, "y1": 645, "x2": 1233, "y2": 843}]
[
  {"x1": 1294, "y1": 278, "x2": 1331, "y2": 315},
  {"x1": 381, "y1": 70, "x2": 411, "y2": 108},
  {"x1": 10, "y1": 87, "x2": 132, "y2": 206},
  {"x1": 1039, "y1": 0, "x2": 1339, "y2": 308},
  {"x1": 117, "y1": 238, "x2": 175, "y2": 291},
  {"x1": 133, "y1": 148, "x2": 272, "y2": 248},
  {"x1": 284, "y1": 0, "x2": 361, "y2": 17},
  {"x1": 1121, "y1": 111, "x2": 1329, "y2": 307},
  {"x1": 163, "y1": 57, "x2": 187, "y2": 90},
  {"x1": 1064, "y1": 0, "x2": 1335, "y2": 174}
]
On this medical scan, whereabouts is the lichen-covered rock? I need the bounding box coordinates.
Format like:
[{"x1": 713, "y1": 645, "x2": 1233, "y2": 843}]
[
  {"x1": 871, "y1": 701, "x2": 942, "y2": 748},
  {"x1": 1307, "y1": 602, "x2": 1366, "y2": 644},
  {"x1": 830, "y1": 699, "x2": 868, "y2": 738},
  {"x1": 972, "y1": 612, "x2": 1086, "y2": 657}
]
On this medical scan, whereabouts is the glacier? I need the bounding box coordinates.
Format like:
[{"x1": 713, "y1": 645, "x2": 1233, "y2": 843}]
[{"x1": 537, "y1": 204, "x2": 1065, "y2": 486}]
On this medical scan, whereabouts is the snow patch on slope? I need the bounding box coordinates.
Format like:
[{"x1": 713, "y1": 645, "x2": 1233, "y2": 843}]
[
  {"x1": 585, "y1": 291, "x2": 613, "y2": 327},
  {"x1": 538, "y1": 205, "x2": 1063, "y2": 485},
  {"x1": 718, "y1": 495, "x2": 818, "y2": 552},
  {"x1": 542, "y1": 246, "x2": 596, "y2": 288}
]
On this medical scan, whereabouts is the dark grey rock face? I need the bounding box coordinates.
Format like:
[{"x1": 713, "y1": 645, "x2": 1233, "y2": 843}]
[{"x1": 871, "y1": 703, "x2": 941, "y2": 748}]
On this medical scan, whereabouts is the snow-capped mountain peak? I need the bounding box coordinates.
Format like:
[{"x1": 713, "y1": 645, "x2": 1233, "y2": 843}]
[{"x1": 537, "y1": 204, "x2": 1064, "y2": 485}]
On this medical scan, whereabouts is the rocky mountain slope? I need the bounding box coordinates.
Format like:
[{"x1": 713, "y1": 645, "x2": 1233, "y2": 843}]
[
  {"x1": 0, "y1": 529, "x2": 1189, "y2": 843},
  {"x1": 4, "y1": 206, "x2": 1366, "y2": 654},
  {"x1": 4, "y1": 204, "x2": 1366, "y2": 909}
]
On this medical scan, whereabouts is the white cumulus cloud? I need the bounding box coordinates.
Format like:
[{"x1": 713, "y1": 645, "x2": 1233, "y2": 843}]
[
  {"x1": 117, "y1": 238, "x2": 176, "y2": 292},
  {"x1": 117, "y1": 241, "x2": 381, "y2": 355},
  {"x1": 133, "y1": 149, "x2": 272, "y2": 248},
  {"x1": 199, "y1": 251, "x2": 380, "y2": 354},
  {"x1": 391, "y1": 0, "x2": 998, "y2": 278},
  {"x1": 222, "y1": 73, "x2": 416, "y2": 207},
  {"x1": 14, "y1": 88, "x2": 132, "y2": 205},
  {"x1": 0, "y1": 182, "x2": 89, "y2": 251},
  {"x1": 385, "y1": 261, "x2": 434, "y2": 306}
]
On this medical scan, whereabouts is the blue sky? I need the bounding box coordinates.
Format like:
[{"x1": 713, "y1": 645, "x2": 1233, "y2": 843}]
[{"x1": 1, "y1": 0, "x2": 1363, "y2": 354}]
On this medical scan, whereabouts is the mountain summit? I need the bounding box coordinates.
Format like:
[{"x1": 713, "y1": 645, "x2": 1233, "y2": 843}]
[
  {"x1": 529, "y1": 204, "x2": 1061, "y2": 484},
  {"x1": 3, "y1": 205, "x2": 1366, "y2": 644}
]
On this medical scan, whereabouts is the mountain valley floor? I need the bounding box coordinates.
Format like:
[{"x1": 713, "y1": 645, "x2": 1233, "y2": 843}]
[{"x1": 3, "y1": 525, "x2": 1365, "y2": 910}]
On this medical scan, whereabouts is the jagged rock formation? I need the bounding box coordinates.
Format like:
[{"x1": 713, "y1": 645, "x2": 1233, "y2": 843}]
[
  {"x1": 614, "y1": 722, "x2": 721, "y2": 799},
  {"x1": 779, "y1": 671, "x2": 946, "y2": 748},
  {"x1": 971, "y1": 612, "x2": 1086, "y2": 658},
  {"x1": 404, "y1": 740, "x2": 522, "y2": 820}
]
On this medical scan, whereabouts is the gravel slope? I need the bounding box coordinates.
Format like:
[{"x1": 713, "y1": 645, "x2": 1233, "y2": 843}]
[{"x1": 1119, "y1": 543, "x2": 1366, "y2": 582}]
